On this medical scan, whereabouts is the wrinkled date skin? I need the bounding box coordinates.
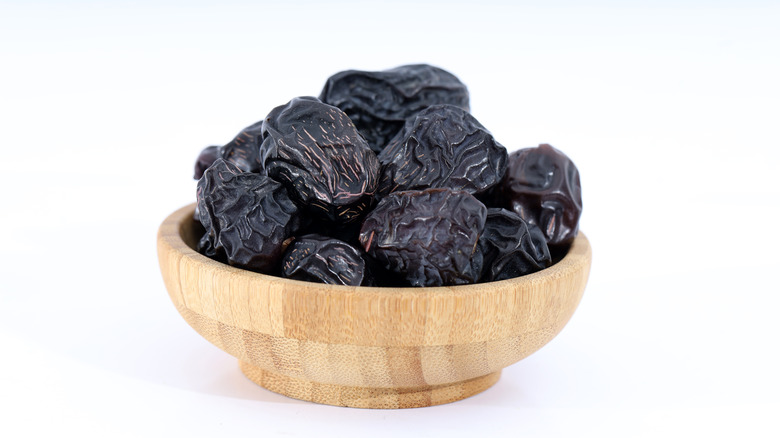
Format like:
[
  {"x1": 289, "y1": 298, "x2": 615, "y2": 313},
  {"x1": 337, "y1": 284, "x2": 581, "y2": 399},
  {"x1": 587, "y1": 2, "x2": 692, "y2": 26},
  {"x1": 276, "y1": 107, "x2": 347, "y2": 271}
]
[
  {"x1": 281, "y1": 234, "x2": 368, "y2": 286},
  {"x1": 377, "y1": 104, "x2": 507, "y2": 197},
  {"x1": 359, "y1": 188, "x2": 486, "y2": 287},
  {"x1": 478, "y1": 208, "x2": 551, "y2": 282},
  {"x1": 496, "y1": 144, "x2": 582, "y2": 248},
  {"x1": 260, "y1": 97, "x2": 380, "y2": 224},
  {"x1": 193, "y1": 120, "x2": 264, "y2": 179},
  {"x1": 193, "y1": 145, "x2": 220, "y2": 180},
  {"x1": 197, "y1": 159, "x2": 301, "y2": 273},
  {"x1": 320, "y1": 64, "x2": 470, "y2": 152}
]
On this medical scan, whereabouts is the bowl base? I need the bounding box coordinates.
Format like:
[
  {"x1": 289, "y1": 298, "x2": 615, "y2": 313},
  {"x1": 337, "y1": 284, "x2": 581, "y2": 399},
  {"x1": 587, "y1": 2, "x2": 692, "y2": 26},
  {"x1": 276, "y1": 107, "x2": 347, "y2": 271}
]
[{"x1": 239, "y1": 361, "x2": 501, "y2": 409}]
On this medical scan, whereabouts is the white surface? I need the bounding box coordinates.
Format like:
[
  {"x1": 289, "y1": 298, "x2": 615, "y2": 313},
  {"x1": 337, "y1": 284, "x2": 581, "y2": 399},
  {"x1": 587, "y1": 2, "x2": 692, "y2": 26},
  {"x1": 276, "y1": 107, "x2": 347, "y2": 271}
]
[{"x1": 1, "y1": 1, "x2": 779, "y2": 437}]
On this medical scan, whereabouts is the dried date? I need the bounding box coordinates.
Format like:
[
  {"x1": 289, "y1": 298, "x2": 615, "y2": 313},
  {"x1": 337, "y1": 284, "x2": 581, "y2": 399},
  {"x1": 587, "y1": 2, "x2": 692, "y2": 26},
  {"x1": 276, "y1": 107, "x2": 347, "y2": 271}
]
[
  {"x1": 259, "y1": 97, "x2": 380, "y2": 224},
  {"x1": 359, "y1": 188, "x2": 486, "y2": 287},
  {"x1": 197, "y1": 159, "x2": 301, "y2": 273},
  {"x1": 281, "y1": 234, "x2": 368, "y2": 286},
  {"x1": 193, "y1": 145, "x2": 220, "y2": 180},
  {"x1": 495, "y1": 144, "x2": 582, "y2": 248},
  {"x1": 377, "y1": 104, "x2": 507, "y2": 197},
  {"x1": 192, "y1": 120, "x2": 264, "y2": 179},
  {"x1": 320, "y1": 64, "x2": 470, "y2": 152},
  {"x1": 478, "y1": 208, "x2": 551, "y2": 282},
  {"x1": 219, "y1": 120, "x2": 264, "y2": 173}
]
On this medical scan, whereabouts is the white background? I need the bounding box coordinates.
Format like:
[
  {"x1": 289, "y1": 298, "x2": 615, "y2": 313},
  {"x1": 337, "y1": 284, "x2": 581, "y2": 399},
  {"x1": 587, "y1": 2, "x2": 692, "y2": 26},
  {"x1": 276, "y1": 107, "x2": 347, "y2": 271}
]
[{"x1": 1, "y1": 1, "x2": 779, "y2": 437}]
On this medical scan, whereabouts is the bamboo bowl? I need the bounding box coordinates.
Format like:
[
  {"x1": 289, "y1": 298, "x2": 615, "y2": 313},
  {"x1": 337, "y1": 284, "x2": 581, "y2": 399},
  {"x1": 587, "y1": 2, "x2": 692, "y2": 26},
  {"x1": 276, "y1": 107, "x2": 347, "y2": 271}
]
[{"x1": 157, "y1": 204, "x2": 591, "y2": 409}]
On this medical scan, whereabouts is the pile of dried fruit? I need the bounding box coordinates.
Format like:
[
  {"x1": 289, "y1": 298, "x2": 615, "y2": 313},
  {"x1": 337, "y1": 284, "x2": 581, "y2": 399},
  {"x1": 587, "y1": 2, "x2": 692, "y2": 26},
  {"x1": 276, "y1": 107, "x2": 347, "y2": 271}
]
[{"x1": 192, "y1": 64, "x2": 582, "y2": 287}]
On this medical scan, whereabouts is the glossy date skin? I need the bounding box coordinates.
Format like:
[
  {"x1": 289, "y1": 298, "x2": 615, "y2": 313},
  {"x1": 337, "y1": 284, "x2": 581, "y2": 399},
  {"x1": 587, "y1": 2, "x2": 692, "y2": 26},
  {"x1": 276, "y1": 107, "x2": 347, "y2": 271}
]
[
  {"x1": 478, "y1": 208, "x2": 551, "y2": 282},
  {"x1": 193, "y1": 120, "x2": 264, "y2": 179},
  {"x1": 320, "y1": 64, "x2": 470, "y2": 152},
  {"x1": 377, "y1": 104, "x2": 507, "y2": 197},
  {"x1": 196, "y1": 159, "x2": 301, "y2": 273},
  {"x1": 495, "y1": 144, "x2": 582, "y2": 249},
  {"x1": 359, "y1": 188, "x2": 486, "y2": 287},
  {"x1": 260, "y1": 97, "x2": 380, "y2": 224},
  {"x1": 193, "y1": 145, "x2": 220, "y2": 180},
  {"x1": 281, "y1": 234, "x2": 368, "y2": 286}
]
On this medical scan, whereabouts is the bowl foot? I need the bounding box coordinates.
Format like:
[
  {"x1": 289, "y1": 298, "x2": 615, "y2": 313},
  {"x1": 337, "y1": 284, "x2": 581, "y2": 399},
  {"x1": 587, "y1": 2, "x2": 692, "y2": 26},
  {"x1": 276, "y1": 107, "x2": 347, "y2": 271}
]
[{"x1": 239, "y1": 361, "x2": 501, "y2": 409}]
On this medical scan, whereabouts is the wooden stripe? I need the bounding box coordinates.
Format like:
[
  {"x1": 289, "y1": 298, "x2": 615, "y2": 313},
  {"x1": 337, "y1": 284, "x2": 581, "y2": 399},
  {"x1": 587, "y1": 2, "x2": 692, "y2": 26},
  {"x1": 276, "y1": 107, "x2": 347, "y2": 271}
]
[
  {"x1": 158, "y1": 204, "x2": 591, "y2": 347},
  {"x1": 240, "y1": 361, "x2": 500, "y2": 409},
  {"x1": 158, "y1": 203, "x2": 592, "y2": 408}
]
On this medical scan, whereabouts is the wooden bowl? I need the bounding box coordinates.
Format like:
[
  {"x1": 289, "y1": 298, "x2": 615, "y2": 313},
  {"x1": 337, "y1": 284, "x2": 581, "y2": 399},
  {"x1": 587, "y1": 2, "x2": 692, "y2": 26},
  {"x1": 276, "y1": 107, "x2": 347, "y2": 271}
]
[{"x1": 157, "y1": 204, "x2": 591, "y2": 409}]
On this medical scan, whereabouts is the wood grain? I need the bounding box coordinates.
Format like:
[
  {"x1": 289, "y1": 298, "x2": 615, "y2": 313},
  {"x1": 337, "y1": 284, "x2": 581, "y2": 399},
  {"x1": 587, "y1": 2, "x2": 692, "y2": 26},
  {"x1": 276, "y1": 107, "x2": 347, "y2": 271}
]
[
  {"x1": 240, "y1": 361, "x2": 501, "y2": 409},
  {"x1": 158, "y1": 204, "x2": 592, "y2": 408}
]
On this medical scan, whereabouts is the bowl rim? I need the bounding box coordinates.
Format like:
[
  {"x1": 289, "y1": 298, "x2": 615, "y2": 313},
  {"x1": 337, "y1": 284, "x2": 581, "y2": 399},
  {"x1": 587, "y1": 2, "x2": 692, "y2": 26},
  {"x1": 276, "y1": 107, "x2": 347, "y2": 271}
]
[{"x1": 158, "y1": 203, "x2": 591, "y2": 297}]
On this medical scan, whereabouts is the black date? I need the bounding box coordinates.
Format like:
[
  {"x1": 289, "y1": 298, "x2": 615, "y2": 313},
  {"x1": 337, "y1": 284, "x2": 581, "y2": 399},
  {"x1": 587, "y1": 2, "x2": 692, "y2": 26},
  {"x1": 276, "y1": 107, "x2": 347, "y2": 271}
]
[
  {"x1": 197, "y1": 159, "x2": 301, "y2": 273},
  {"x1": 320, "y1": 64, "x2": 470, "y2": 152},
  {"x1": 377, "y1": 104, "x2": 507, "y2": 197},
  {"x1": 478, "y1": 208, "x2": 551, "y2": 282},
  {"x1": 281, "y1": 234, "x2": 368, "y2": 286},
  {"x1": 193, "y1": 145, "x2": 220, "y2": 180},
  {"x1": 359, "y1": 188, "x2": 486, "y2": 287},
  {"x1": 259, "y1": 97, "x2": 380, "y2": 224},
  {"x1": 192, "y1": 120, "x2": 264, "y2": 179},
  {"x1": 495, "y1": 144, "x2": 582, "y2": 249}
]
